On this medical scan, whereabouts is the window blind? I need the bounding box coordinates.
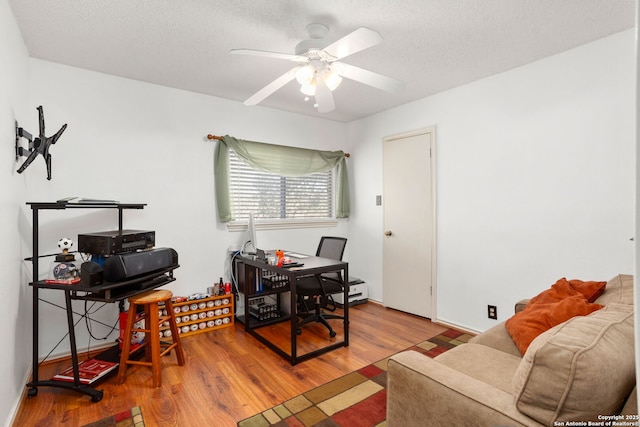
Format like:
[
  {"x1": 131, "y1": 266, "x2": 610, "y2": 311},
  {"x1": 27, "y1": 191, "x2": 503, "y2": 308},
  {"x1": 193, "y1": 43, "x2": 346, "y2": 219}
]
[{"x1": 229, "y1": 150, "x2": 334, "y2": 221}]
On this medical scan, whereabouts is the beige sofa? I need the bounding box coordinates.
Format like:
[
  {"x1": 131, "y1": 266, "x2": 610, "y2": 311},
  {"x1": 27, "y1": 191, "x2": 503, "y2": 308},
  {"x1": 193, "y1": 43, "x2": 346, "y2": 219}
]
[{"x1": 387, "y1": 274, "x2": 637, "y2": 427}]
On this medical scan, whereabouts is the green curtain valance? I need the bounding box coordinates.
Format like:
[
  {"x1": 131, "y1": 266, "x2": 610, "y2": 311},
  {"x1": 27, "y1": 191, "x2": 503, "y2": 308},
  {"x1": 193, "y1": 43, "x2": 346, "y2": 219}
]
[{"x1": 214, "y1": 135, "x2": 350, "y2": 222}]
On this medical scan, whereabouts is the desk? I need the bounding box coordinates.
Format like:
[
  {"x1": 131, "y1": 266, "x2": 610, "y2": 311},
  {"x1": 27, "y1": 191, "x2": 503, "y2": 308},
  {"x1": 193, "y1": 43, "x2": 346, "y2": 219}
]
[
  {"x1": 28, "y1": 275, "x2": 176, "y2": 402},
  {"x1": 237, "y1": 255, "x2": 349, "y2": 365},
  {"x1": 25, "y1": 201, "x2": 177, "y2": 402}
]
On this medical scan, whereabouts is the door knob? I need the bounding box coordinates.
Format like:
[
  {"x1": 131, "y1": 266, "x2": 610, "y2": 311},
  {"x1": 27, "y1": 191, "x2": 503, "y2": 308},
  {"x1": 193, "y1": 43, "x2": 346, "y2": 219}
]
[{"x1": 384, "y1": 231, "x2": 393, "y2": 236}]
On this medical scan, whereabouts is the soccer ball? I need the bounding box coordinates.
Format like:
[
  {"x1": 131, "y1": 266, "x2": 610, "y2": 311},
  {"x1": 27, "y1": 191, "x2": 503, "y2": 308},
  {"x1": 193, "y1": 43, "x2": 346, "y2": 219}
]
[{"x1": 57, "y1": 237, "x2": 73, "y2": 253}]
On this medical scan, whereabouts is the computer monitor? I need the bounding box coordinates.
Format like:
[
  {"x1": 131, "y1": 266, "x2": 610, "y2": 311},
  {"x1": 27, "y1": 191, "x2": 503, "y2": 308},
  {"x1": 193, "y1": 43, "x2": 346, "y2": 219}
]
[{"x1": 241, "y1": 213, "x2": 258, "y2": 256}]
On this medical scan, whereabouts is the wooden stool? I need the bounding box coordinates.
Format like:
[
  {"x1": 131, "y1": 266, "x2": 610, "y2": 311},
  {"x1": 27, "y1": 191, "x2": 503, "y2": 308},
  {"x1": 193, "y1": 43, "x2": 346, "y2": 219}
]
[{"x1": 118, "y1": 289, "x2": 185, "y2": 387}]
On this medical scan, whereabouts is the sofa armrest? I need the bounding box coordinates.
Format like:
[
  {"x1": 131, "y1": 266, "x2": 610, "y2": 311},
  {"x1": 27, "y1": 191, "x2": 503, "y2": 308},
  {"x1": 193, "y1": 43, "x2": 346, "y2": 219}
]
[
  {"x1": 515, "y1": 299, "x2": 529, "y2": 313},
  {"x1": 387, "y1": 351, "x2": 542, "y2": 427}
]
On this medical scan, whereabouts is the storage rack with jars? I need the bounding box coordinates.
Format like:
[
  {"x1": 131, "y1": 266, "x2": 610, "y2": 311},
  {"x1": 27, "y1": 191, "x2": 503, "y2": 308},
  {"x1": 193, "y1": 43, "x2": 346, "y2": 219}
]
[{"x1": 159, "y1": 294, "x2": 234, "y2": 338}]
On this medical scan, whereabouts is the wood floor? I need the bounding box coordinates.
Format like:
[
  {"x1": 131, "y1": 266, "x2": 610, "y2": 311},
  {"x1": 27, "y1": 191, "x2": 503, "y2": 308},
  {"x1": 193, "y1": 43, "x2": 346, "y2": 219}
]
[{"x1": 12, "y1": 302, "x2": 447, "y2": 427}]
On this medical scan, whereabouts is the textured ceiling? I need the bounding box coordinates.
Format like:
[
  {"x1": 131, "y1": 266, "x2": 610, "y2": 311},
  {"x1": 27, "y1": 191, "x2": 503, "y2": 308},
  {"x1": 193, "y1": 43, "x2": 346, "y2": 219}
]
[{"x1": 7, "y1": 0, "x2": 636, "y2": 122}]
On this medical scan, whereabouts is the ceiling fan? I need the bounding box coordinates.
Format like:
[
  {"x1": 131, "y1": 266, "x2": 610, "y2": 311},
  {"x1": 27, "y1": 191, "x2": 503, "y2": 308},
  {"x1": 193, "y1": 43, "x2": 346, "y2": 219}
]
[{"x1": 230, "y1": 23, "x2": 405, "y2": 113}]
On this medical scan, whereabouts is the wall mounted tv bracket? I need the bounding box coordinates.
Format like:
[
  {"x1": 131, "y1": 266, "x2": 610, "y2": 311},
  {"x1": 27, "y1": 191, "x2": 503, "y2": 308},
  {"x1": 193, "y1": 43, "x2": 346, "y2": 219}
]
[{"x1": 15, "y1": 106, "x2": 67, "y2": 180}]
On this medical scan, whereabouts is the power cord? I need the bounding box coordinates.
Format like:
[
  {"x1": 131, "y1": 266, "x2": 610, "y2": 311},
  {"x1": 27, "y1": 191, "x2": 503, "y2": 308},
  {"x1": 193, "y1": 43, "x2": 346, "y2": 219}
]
[
  {"x1": 37, "y1": 298, "x2": 118, "y2": 365},
  {"x1": 83, "y1": 300, "x2": 120, "y2": 358}
]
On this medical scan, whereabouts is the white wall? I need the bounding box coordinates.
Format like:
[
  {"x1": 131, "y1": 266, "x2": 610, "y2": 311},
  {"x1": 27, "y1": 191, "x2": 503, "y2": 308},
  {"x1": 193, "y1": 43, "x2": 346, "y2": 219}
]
[
  {"x1": 0, "y1": 0, "x2": 33, "y2": 424},
  {"x1": 348, "y1": 29, "x2": 636, "y2": 333}
]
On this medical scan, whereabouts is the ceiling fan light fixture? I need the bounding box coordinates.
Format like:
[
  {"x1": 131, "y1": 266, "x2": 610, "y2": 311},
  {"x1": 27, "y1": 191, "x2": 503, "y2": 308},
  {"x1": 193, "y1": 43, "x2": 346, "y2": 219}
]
[
  {"x1": 295, "y1": 65, "x2": 315, "y2": 85},
  {"x1": 323, "y1": 68, "x2": 343, "y2": 91},
  {"x1": 300, "y1": 78, "x2": 316, "y2": 96}
]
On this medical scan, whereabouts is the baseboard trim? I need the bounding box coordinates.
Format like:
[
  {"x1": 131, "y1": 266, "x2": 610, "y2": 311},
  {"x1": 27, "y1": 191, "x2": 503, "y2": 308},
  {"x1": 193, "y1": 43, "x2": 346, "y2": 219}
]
[
  {"x1": 433, "y1": 318, "x2": 481, "y2": 335},
  {"x1": 351, "y1": 300, "x2": 482, "y2": 335}
]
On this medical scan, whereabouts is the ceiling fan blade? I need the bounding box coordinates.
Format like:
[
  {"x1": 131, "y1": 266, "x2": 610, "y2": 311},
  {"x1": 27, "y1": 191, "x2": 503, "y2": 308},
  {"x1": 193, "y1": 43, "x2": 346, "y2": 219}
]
[
  {"x1": 314, "y1": 77, "x2": 335, "y2": 113},
  {"x1": 229, "y1": 48, "x2": 307, "y2": 62},
  {"x1": 244, "y1": 67, "x2": 300, "y2": 106},
  {"x1": 323, "y1": 27, "x2": 383, "y2": 60},
  {"x1": 333, "y1": 62, "x2": 405, "y2": 93}
]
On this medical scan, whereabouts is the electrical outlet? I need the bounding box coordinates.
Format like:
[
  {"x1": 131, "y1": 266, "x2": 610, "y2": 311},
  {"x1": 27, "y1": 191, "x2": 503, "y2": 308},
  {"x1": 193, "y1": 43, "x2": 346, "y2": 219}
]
[{"x1": 488, "y1": 305, "x2": 497, "y2": 319}]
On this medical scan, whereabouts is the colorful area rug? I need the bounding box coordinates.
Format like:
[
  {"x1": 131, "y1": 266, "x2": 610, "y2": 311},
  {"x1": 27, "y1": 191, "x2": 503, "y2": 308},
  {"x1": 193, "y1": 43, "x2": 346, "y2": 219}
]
[
  {"x1": 237, "y1": 328, "x2": 473, "y2": 427},
  {"x1": 81, "y1": 406, "x2": 144, "y2": 427}
]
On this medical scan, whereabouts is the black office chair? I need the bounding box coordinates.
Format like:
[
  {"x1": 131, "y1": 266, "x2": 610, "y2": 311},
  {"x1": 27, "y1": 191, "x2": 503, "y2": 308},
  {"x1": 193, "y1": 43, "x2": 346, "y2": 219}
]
[{"x1": 296, "y1": 236, "x2": 347, "y2": 337}]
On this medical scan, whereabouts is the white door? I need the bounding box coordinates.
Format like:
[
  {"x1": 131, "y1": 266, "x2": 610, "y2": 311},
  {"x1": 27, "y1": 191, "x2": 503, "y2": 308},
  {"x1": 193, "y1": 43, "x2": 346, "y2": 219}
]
[{"x1": 382, "y1": 128, "x2": 435, "y2": 318}]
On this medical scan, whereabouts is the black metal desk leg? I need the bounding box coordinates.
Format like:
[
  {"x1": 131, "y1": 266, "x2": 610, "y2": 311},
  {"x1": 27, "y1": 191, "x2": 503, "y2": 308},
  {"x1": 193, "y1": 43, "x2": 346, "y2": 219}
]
[
  {"x1": 64, "y1": 291, "x2": 81, "y2": 386},
  {"x1": 28, "y1": 207, "x2": 39, "y2": 398},
  {"x1": 290, "y1": 274, "x2": 297, "y2": 364},
  {"x1": 27, "y1": 286, "x2": 39, "y2": 398},
  {"x1": 343, "y1": 265, "x2": 349, "y2": 346}
]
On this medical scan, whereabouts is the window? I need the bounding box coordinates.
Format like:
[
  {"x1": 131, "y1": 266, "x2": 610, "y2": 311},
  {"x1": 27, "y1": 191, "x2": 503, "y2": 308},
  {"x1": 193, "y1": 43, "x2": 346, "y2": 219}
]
[
  {"x1": 213, "y1": 135, "x2": 349, "y2": 224},
  {"x1": 228, "y1": 149, "x2": 334, "y2": 222}
]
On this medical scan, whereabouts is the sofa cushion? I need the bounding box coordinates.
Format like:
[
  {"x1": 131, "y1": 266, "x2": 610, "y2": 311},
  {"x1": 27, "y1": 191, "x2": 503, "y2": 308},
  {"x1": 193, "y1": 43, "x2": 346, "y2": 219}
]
[
  {"x1": 435, "y1": 343, "x2": 522, "y2": 393},
  {"x1": 513, "y1": 304, "x2": 635, "y2": 425},
  {"x1": 595, "y1": 274, "x2": 634, "y2": 306},
  {"x1": 505, "y1": 278, "x2": 604, "y2": 354},
  {"x1": 469, "y1": 323, "x2": 522, "y2": 357}
]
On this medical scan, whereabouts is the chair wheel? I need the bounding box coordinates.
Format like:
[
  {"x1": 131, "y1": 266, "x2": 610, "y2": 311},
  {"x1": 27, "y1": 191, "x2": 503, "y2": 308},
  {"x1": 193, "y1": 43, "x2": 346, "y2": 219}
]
[
  {"x1": 329, "y1": 330, "x2": 336, "y2": 337},
  {"x1": 296, "y1": 328, "x2": 302, "y2": 335}
]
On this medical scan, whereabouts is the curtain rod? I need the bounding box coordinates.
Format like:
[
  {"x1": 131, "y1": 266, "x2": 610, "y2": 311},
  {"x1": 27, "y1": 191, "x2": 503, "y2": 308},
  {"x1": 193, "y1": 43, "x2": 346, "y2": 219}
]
[{"x1": 206, "y1": 134, "x2": 350, "y2": 157}]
